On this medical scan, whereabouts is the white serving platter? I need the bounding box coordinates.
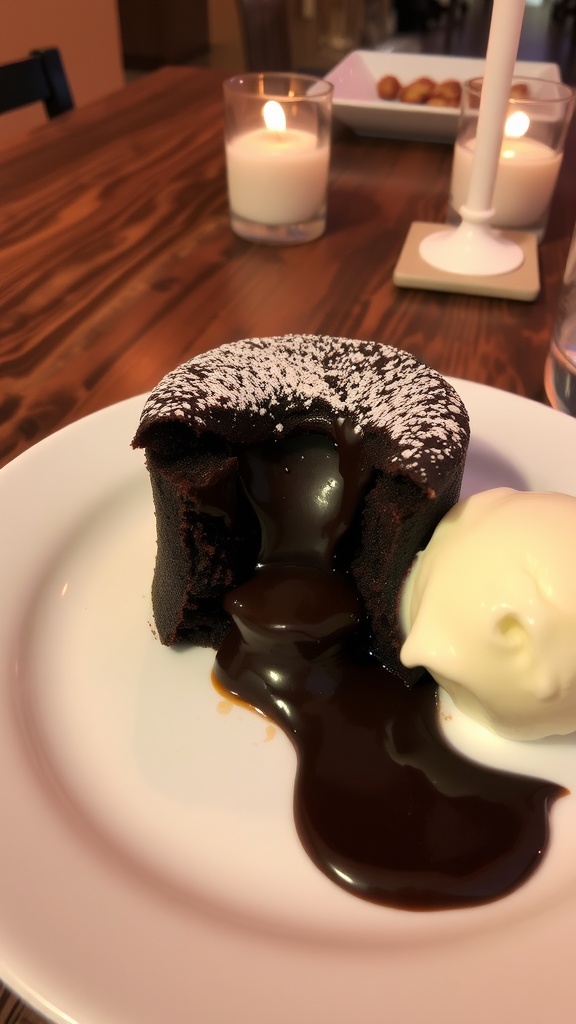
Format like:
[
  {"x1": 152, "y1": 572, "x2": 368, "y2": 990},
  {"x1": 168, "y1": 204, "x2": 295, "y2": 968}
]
[{"x1": 325, "y1": 50, "x2": 562, "y2": 142}]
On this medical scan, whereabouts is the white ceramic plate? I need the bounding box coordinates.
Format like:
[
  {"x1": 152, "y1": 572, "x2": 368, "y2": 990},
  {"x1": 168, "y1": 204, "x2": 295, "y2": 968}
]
[
  {"x1": 2, "y1": 381, "x2": 576, "y2": 1024},
  {"x1": 325, "y1": 51, "x2": 562, "y2": 141}
]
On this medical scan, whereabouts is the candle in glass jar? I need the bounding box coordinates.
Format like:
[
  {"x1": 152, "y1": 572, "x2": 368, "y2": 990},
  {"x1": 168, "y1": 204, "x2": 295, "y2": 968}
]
[
  {"x1": 450, "y1": 135, "x2": 562, "y2": 228},
  {"x1": 225, "y1": 100, "x2": 330, "y2": 226}
]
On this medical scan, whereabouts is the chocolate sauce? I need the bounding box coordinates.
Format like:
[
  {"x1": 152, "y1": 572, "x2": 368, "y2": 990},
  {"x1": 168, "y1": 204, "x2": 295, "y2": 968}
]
[{"x1": 214, "y1": 431, "x2": 564, "y2": 911}]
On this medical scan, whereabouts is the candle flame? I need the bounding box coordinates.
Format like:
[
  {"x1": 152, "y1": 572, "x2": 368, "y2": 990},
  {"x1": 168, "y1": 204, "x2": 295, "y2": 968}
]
[
  {"x1": 504, "y1": 110, "x2": 530, "y2": 140},
  {"x1": 263, "y1": 100, "x2": 286, "y2": 133}
]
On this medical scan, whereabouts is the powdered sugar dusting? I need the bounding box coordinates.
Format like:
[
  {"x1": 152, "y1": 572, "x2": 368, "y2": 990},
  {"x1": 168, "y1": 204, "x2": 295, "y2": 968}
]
[{"x1": 135, "y1": 335, "x2": 469, "y2": 487}]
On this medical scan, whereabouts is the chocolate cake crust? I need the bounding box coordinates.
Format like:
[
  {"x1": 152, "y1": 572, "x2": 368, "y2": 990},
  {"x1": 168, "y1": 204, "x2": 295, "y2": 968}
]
[{"x1": 134, "y1": 335, "x2": 469, "y2": 496}]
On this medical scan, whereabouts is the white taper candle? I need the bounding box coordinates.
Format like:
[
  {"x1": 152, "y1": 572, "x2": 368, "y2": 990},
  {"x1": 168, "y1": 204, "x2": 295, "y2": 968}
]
[{"x1": 463, "y1": 0, "x2": 526, "y2": 216}]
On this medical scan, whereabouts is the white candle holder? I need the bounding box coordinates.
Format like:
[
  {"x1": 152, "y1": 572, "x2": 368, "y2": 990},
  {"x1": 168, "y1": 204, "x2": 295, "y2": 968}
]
[
  {"x1": 419, "y1": 205, "x2": 525, "y2": 277},
  {"x1": 223, "y1": 73, "x2": 333, "y2": 245}
]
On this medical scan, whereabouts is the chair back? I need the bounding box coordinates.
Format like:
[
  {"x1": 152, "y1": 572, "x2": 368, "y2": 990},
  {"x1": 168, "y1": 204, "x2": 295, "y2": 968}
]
[
  {"x1": 235, "y1": 0, "x2": 292, "y2": 71},
  {"x1": 0, "y1": 48, "x2": 74, "y2": 118}
]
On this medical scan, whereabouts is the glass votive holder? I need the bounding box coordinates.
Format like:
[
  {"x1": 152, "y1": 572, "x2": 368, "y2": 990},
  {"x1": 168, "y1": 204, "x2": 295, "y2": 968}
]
[
  {"x1": 545, "y1": 222, "x2": 576, "y2": 416},
  {"x1": 448, "y1": 76, "x2": 575, "y2": 242},
  {"x1": 223, "y1": 72, "x2": 333, "y2": 245}
]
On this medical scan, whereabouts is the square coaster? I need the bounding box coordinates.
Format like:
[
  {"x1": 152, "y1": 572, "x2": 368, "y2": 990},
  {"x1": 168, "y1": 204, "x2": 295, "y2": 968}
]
[{"x1": 393, "y1": 221, "x2": 540, "y2": 301}]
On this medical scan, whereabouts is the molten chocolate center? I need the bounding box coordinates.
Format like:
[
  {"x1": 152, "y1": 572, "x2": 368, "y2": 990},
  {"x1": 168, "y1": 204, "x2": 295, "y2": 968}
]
[{"x1": 213, "y1": 431, "x2": 563, "y2": 911}]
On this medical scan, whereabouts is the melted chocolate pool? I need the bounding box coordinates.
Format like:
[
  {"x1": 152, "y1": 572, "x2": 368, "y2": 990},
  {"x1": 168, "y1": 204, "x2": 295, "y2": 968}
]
[{"x1": 213, "y1": 431, "x2": 564, "y2": 911}]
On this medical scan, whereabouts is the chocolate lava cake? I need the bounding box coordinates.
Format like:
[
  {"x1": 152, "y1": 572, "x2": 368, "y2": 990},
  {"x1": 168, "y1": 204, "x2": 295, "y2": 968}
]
[{"x1": 132, "y1": 334, "x2": 470, "y2": 678}]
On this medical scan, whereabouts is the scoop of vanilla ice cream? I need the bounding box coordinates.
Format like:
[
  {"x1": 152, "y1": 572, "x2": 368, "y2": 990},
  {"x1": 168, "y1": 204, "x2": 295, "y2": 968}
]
[{"x1": 399, "y1": 487, "x2": 576, "y2": 740}]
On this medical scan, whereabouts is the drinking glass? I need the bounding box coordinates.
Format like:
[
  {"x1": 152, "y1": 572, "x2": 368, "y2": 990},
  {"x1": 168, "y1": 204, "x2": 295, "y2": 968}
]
[
  {"x1": 545, "y1": 223, "x2": 576, "y2": 416},
  {"x1": 317, "y1": 0, "x2": 364, "y2": 50}
]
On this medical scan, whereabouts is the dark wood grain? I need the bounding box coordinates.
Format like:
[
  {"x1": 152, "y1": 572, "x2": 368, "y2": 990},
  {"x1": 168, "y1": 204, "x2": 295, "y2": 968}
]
[
  {"x1": 1, "y1": 65, "x2": 575, "y2": 472},
  {"x1": 0, "y1": 65, "x2": 575, "y2": 1024}
]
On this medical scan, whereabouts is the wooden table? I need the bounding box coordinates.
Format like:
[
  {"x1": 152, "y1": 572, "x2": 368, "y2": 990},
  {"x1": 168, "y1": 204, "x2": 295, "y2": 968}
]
[
  {"x1": 1, "y1": 65, "x2": 575, "y2": 473},
  {"x1": 0, "y1": 65, "x2": 574, "y2": 1024}
]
